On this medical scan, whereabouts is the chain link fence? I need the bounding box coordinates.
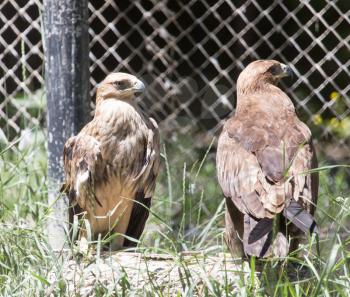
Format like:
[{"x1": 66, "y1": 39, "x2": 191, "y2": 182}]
[{"x1": 1, "y1": 0, "x2": 349, "y2": 163}]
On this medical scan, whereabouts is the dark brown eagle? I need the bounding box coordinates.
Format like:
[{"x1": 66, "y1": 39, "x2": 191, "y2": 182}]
[
  {"x1": 216, "y1": 60, "x2": 318, "y2": 258},
  {"x1": 61, "y1": 73, "x2": 160, "y2": 250}
]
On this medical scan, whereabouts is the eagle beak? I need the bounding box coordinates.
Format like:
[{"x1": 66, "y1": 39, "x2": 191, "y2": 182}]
[
  {"x1": 280, "y1": 64, "x2": 293, "y2": 78},
  {"x1": 133, "y1": 80, "x2": 145, "y2": 96}
]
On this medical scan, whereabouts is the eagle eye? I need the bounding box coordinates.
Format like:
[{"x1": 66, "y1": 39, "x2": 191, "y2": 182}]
[
  {"x1": 268, "y1": 64, "x2": 281, "y2": 76},
  {"x1": 113, "y1": 80, "x2": 129, "y2": 90}
]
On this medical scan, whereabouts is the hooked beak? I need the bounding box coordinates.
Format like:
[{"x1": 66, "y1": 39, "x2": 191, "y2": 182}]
[
  {"x1": 280, "y1": 63, "x2": 293, "y2": 78},
  {"x1": 133, "y1": 79, "x2": 145, "y2": 96}
]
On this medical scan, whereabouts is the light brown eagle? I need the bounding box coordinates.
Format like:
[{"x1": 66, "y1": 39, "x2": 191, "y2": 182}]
[
  {"x1": 62, "y1": 73, "x2": 160, "y2": 250},
  {"x1": 216, "y1": 60, "x2": 318, "y2": 258}
]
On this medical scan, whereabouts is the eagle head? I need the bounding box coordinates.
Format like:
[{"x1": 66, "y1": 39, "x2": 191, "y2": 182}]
[
  {"x1": 237, "y1": 60, "x2": 293, "y2": 95},
  {"x1": 96, "y1": 72, "x2": 145, "y2": 103}
]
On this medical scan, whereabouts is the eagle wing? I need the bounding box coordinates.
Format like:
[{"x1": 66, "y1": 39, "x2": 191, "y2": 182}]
[
  {"x1": 62, "y1": 134, "x2": 103, "y2": 211},
  {"x1": 124, "y1": 117, "x2": 160, "y2": 246}
]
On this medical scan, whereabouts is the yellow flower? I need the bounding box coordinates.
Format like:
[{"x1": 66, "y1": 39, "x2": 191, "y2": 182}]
[
  {"x1": 340, "y1": 117, "x2": 350, "y2": 129},
  {"x1": 312, "y1": 114, "x2": 323, "y2": 125},
  {"x1": 330, "y1": 91, "x2": 339, "y2": 101},
  {"x1": 329, "y1": 117, "x2": 340, "y2": 128}
]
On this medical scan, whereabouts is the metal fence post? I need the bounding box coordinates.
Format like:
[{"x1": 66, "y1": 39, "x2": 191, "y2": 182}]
[{"x1": 43, "y1": 0, "x2": 90, "y2": 250}]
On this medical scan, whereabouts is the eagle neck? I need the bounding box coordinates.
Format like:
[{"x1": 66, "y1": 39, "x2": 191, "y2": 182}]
[
  {"x1": 236, "y1": 85, "x2": 295, "y2": 116},
  {"x1": 96, "y1": 97, "x2": 138, "y2": 109},
  {"x1": 94, "y1": 98, "x2": 143, "y2": 121}
]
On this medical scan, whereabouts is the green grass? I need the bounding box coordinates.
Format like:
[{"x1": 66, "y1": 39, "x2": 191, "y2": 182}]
[{"x1": 0, "y1": 127, "x2": 349, "y2": 296}]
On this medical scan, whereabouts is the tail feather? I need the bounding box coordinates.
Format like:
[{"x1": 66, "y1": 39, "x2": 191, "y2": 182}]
[
  {"x1": 248, "y1": 217, "x2": 273, "y2": 244},
  {"x1": 243, "y1": 215, "x2": 274, "y2": 258},
  {"x1": 243, "y1": 201, "x2": 317, "y2": 258},
  {"x1": 244, "y1": 215, "x2": 289, "y2": 258},
  {"x1": 283, "y1": 200, "x2": 318, "y2": 234}
]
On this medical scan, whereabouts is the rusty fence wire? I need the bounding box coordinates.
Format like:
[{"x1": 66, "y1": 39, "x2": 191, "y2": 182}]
[{"x1": 0, "y1": 0, "x2": 350, "y2": 164}]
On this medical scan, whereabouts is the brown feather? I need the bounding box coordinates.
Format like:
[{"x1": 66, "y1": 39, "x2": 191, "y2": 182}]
[
  {"x1": 248, "y1": 217, "x2": 273, "y2": 244},
  {"x1": 124, "y1": 191, "x2": 151, "y2": 247}
]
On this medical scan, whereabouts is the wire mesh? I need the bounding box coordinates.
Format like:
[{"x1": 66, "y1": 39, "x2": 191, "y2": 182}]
[{"x1": 0, "y1": 0, "x2": 349, "y2": 163}]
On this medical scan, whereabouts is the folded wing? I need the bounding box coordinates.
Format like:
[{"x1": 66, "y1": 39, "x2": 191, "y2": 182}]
[
  {"x1": 124, "y1": 117, "x2": 160, "y2": 246},
  {"x1": 62, "y1": 134, "x2": 104, "y2": 211}
]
